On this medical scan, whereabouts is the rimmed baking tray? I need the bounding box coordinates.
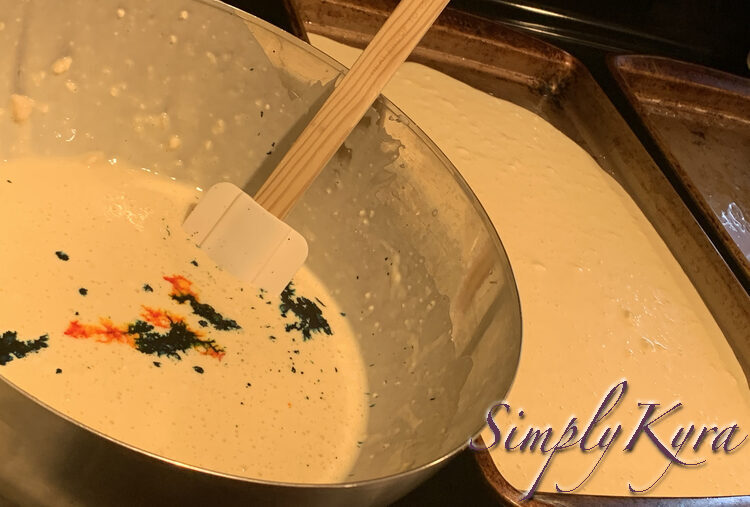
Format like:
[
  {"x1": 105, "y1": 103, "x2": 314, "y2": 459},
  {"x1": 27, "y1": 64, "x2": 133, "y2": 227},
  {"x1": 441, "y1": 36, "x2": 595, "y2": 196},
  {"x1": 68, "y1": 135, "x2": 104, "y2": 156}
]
[
  {"x1": 609, "y1": 55, "x2": 750, "y2": 291},
  {"x1": 290, "y1": 0, "x2": 750, "y2": 504}
]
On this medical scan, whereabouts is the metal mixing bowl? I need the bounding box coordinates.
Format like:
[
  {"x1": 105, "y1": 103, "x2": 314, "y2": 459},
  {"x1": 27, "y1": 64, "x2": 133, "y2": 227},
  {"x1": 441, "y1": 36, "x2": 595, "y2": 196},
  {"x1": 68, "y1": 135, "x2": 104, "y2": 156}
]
[{"x1": 0, "y1": 0, "x2": 522, "y2": 504}]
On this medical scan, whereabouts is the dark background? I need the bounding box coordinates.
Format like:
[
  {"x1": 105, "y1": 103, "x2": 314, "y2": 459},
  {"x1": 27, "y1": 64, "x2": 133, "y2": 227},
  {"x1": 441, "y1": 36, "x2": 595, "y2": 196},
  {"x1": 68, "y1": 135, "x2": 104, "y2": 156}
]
[
  {"x1": 233, "y1": 0, "x2": 750, "y2": 78},
  {"x1": 221, "y1": 1, "x2": 749, "y2": 504}
]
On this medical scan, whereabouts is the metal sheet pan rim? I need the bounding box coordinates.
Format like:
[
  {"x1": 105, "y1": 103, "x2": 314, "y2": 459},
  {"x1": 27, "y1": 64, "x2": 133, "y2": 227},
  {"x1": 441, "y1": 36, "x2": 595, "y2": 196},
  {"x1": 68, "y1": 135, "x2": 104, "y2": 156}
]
[{"x1": 609, "y1": 54, "x2": 750, "y2": 289}]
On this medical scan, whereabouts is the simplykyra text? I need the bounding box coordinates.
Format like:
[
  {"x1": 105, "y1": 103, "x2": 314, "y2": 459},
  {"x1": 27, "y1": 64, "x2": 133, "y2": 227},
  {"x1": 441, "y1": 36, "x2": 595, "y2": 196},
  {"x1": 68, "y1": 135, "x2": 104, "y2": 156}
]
[{"x1": 469, "y1": 380, "x2": 746, "y2": 500}]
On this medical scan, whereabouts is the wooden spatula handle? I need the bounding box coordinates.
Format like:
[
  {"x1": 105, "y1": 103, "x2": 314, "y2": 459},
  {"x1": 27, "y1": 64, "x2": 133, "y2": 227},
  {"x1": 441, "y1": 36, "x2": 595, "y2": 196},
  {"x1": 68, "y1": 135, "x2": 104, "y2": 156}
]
[{"x1": 254, "y1": 0, "x2": 450, "y2": 218}]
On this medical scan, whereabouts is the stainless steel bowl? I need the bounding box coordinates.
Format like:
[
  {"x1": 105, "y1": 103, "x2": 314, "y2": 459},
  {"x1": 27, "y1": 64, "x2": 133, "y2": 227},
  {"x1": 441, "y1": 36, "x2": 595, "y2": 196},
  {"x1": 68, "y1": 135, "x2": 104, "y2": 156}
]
[{"x1": 0, "y1": 0, "x2": 522, "y2": 504}]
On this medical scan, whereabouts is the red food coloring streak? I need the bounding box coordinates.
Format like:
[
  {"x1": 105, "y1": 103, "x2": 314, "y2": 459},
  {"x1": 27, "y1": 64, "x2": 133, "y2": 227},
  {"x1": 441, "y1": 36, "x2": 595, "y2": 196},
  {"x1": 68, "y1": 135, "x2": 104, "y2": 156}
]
[
  {"x1": 63, "y1": 275, "x2": 231, "y2": 362},
  {"x1": 66, "y1": 314, "x2": 224, "y2": 360},
  {"x1": 65, "y1": 319, "x2": 132, "y2": 345}
]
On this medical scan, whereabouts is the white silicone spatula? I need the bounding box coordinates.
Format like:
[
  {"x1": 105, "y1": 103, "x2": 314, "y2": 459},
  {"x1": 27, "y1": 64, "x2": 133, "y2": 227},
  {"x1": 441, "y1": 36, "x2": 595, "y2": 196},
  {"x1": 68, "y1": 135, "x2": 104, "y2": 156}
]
[{"x1": 184, "y1": 0, "x2": 450, "y2": 294}]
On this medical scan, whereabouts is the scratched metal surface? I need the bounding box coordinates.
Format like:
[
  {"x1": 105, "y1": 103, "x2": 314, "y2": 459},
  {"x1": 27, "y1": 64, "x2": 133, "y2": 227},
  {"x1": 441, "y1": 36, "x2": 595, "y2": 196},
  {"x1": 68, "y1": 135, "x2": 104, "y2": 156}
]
[{"x1": 610, "y1": 56, "x2": 750, "y2": 291}]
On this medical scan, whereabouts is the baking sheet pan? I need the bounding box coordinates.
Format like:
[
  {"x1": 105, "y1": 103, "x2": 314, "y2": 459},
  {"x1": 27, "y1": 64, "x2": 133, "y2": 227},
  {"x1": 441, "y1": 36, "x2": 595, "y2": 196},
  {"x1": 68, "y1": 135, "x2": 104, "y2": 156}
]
[
  {"x1": 609, "y1": 55, "x2": 750, "y2": 290},
  {"x1": 290, "y1": 0, "x2": 750, "y2": 504}
]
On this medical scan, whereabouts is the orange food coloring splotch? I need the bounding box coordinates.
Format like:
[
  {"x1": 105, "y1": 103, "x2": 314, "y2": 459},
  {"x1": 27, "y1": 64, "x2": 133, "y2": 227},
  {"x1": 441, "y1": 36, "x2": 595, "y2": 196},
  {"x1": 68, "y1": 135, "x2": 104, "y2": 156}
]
[
  {"x1": 64, "y1": 320, "x2": 99, "y2": 339},
  {"x1": 141, "y1": 306, "x2": 183, "y2": 329},
  {"x1": 164, "y1": 274, "x2": 197, "y2": 298},
  {"x1": 97, "y1": 318, "x2": 131, "y2": 345}
]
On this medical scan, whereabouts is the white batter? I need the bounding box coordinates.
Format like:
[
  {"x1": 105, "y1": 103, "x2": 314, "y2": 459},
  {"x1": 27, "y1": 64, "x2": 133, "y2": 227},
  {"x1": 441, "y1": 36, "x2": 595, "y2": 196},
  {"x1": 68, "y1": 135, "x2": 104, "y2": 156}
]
[
  {"x1": 0, "y1": 154, "x2": 369, "y2": 484},
  {"x1": 311, "y1": 35, "x2": 750, "y2": 496}
]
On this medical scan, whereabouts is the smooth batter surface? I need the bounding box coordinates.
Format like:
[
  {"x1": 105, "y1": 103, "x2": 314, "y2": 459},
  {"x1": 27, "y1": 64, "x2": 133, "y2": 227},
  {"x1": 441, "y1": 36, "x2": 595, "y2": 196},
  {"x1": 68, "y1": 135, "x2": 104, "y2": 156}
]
[
  {"x1": 0, "y1": 154, "x2": 369, "y2": 483},
  {"x1": 311, "y1": 35, "x2": 750, "y2": 496}
]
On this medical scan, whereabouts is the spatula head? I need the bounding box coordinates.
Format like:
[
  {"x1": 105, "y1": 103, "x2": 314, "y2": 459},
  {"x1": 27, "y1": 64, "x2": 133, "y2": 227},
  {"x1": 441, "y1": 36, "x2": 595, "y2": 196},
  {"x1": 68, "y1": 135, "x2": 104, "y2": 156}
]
[{"x1": 183, "y1": 182, "x2": 308, "y2": 295}]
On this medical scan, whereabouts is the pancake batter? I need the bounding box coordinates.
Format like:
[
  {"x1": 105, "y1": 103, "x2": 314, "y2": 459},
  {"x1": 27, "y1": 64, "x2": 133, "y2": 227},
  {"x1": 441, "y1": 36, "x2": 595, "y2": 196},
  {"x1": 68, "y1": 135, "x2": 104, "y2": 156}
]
[
  {"x1": 0, "y1": 154, "x2": 369, "y2": 484},
  {"x1": 310, "y1": 34, "x2": 750, "y2": 497}
]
